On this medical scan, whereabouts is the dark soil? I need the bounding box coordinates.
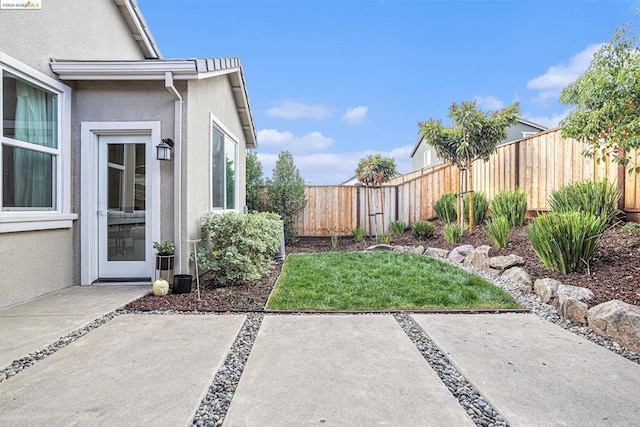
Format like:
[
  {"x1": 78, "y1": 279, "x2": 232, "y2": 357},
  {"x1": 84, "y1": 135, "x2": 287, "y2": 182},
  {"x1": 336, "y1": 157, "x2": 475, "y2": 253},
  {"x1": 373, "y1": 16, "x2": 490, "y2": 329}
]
[{"x1": 125, "y1": 221, "x2": 640, "y2": 311}]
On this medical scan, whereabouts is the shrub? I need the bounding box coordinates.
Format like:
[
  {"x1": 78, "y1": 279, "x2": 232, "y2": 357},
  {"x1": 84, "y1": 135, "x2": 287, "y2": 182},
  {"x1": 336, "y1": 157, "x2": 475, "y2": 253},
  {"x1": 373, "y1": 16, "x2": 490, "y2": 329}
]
[
  {"x1": 621, "y1": 222, "x2": 640, "y2": 237},
  {"x1": 444, "y1": 224, "x2": 462, "y2": 244},
  {"x1": 411, "y1": 221, "x2": 435, "y2": 240},
  {"x1": 486, "y1": 216, "x2": 510, "y2": 248},
  {"x1": 527, "y1": 211, "x2": 607, "y2": 274},
  {"x1": 549, "y1": 179, "x2": 619, "y2": 225},
  {"x1": 390, "y1": 220, "x2": 406, "y2": 235},
  {"x1": 197, "y1": 212, "x2": 282, "y2": 286},
  {"x1": 331, "y1": 235, "x2": 340, "y2": 249},
  {"x1": 352, "y1": 227, "x2": 366, "y2": 242},
  {"x1": 434, "y1": 192, "x2": 458, "y2": 224},
  {"x1": 490, "y1": 190, "x2": 527, "y2": 229},
  {"x1": 462, "y1": 192, "x2": 489, "y2": 226},
  {"x1": 376, "y1": 234, "x2": 392, "y2": 244}
]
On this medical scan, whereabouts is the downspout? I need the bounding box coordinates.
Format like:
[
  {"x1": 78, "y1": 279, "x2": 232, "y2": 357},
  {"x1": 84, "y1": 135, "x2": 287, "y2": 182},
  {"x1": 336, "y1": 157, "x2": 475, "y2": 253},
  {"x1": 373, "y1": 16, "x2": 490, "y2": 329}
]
[{"x1": 165, "y1": 72, "x2": 183, "y2": 273}]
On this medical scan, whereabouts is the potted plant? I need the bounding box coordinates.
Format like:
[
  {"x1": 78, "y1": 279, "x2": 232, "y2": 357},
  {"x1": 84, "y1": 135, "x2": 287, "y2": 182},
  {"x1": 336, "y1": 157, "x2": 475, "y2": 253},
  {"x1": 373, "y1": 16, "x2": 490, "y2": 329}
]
[{"x1": 153, "y1": 240, "x2": 175, "y2": 271}]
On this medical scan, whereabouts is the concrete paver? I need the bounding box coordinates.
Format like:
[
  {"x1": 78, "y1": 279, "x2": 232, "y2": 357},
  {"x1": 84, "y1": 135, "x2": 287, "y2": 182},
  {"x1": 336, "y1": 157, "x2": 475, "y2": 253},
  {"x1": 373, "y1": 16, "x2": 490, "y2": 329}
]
[
  {"x1": 413, "y1": 313, "x2": 640, "y2": 427},
  {"x1": 224, "y1": 314, "x2": 474, "y2": 426},
  {"x1": 0, "y1": 285, "x2": 149, "y2": 368},
  {"x1": 0, "y1": 314, "x2": 245, "y2": 427}
]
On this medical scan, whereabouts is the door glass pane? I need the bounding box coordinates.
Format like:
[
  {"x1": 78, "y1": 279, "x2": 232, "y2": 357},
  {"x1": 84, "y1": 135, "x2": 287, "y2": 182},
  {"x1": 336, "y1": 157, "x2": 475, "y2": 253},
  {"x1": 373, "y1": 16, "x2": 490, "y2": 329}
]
[{"x1": 107, "y1": 143, "x2": 146, "y2": 261}]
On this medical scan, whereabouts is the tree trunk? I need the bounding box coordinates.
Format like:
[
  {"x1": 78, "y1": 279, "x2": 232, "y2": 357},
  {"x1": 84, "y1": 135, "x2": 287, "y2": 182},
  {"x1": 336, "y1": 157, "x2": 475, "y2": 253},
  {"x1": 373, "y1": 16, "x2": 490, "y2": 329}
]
[
  {"x1": 468, "y1": 164, "x2": 475, "y2": 235},
  {"x1": 365, "y1": 185, "x2": 372, "y2": 238},
  {"x1": 458, "y1": 168, "x2": 465, "y2": 230},
  {"x1": 379, "y1": 186, "x2": 385, "y2": 236}
]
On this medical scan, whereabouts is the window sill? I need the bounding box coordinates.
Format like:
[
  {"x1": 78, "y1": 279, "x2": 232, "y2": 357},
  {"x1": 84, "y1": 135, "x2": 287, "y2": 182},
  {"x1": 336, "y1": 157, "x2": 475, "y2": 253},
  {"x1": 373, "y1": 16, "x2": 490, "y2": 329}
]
[{"x1": 0, "y1": 213, "x2": 78, "y2": 233}]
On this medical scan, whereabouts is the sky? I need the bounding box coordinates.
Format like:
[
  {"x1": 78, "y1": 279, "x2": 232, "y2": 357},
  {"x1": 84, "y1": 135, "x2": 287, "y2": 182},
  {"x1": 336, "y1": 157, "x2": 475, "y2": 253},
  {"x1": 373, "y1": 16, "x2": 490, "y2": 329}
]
[{"x1": 138, "y1": 0, "x2": 639, "y2": 185}]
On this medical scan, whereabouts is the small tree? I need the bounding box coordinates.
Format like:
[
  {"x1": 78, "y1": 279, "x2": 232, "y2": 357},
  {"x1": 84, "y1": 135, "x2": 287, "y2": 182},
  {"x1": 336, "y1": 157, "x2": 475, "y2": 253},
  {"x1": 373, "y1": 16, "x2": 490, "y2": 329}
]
[
  {"x1": 419, "y1": 101, "x2": 520, "y2": 233},
  {"x1": 561, "y1": 24, "x2": 640, "y2": 171},
  {"x1": 266, "y1": 151, "x2": 307, "y2": 244},
  {"x1": 246, "y1": 150, "x2": 264, "y2": 211},
  {"x1": 355, "y1": 154, "x2": 398, "y2": 236}
]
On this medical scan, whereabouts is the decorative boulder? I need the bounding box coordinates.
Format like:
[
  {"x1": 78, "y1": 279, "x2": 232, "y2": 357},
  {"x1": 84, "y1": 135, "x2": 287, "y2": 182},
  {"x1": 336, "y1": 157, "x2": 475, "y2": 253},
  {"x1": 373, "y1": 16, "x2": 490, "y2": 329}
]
[
  {"x1": 424, "y1": 247, "x2": 449, "y2": 259},
  {"x1": 557, "y1": 285, "x2": 595, "y2": 305},
  {"x1": 533, "y1": 278, "x2": 562, "y2": 305},
  {"x1": 365, "y1": 244, "x2": 394, "y2": 252},
  {"x1": 587, "y1": 300, "x2": 640, "y2": 354},
  {"x1": 502, "y1": 267, "x2": 533, "y2": 293},
  {"x1": 152, "y1": 279, "x2": 169, "y2": 296},
  {"x1": 463, "y1": 245, "x2": 491, "y2": 270},
  {"x1": 410, "y1": 245, "x2": 425, "y2": 255},
  {"x1": 489, "y1": 254, "x2": 525, "y2": 272},
  {"x1": 558, "y1": 298, "x2": 589, "y2": 325},
  {"x1": 447, "y1": 245, "x2": 474, "y2": 264}
]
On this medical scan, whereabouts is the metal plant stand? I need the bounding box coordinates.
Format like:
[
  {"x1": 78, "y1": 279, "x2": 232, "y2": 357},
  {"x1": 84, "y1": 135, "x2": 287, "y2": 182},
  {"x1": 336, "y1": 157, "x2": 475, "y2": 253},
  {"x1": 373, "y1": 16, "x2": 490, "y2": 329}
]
[{"x1": 187, "y1": 239, "x2": 202, "y2": 300}]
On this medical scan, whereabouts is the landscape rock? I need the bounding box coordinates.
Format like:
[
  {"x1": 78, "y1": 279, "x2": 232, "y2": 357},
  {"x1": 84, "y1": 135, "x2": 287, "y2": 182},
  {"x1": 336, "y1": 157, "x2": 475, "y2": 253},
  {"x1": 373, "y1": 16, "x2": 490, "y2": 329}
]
[
  {"x1": 489, "y1": 254, "x2": 525, "y2": 272},
  {"x1": 533, "y1": 278, "x2": 562, "y2": 305},
  {"x1": 447, "y1": 245, "x2": 474, "y2": 264},
  {"x1": 463, "y1": 245, "x2": 491, "y2": 270},
  {"x1": 557, "y1": 285, "x2": 595, "y2": 305},
  {"x1": 587, "y1": 300, "x2": 640, "y2": 354},
  {"x1": 558, "y1": 298, "x2": 589, "y2": 325},
  {"x1": 424, "y1": 247, "x2": 449, "y2": 259},
  {"x1": 501, "y1": 267, "x2": 532, "y2": 293},
  {"x1": 410, "y1": 245, "x2": 425, "y2": 255},
  {"x1": 365, "y1": 244, "x2": 394, "y2": 252},
  {"x1": 393, "y1": 245, "x2": 409, "y2": 253}
]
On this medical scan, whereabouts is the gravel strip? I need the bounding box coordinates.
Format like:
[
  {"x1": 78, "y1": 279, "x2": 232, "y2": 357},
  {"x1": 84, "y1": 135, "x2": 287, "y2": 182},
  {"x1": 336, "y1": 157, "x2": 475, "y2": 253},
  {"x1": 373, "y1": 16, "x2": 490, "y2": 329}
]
[
  {"x1": 395, "y1": 313, "x2": 508, "y2": 427},
  {"x1": 0, "y1": 310, "x2": 121, "y2": 384},
  {"x1": 451, "y1": 261, "x2": 640, "y2": 365},
  {"x1": 192, "y1": 313, "x2": 264, "y2": 427}
]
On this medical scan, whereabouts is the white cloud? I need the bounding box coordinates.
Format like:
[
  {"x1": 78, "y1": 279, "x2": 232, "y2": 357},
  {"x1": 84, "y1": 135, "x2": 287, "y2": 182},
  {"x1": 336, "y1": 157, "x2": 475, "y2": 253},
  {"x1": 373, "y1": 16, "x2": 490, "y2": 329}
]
[
  {"x1": 266, "y1": 100, "x2": 331, "y2": 120},
  {"x1": 257, "y1": 128, "x2": 334, "y2": 153},
  {"x1": 342, "y1": 106, "x2": 369, "y2": 125},
  {"x1": 527, "y1": 43, "x2": 604, "y2": 104},
  {"x1": 522, "y1": 110, "x2": 572, "y2": 128},
  {"x1": 473, "y1": 95, "x2": 504, "y2": 110}
]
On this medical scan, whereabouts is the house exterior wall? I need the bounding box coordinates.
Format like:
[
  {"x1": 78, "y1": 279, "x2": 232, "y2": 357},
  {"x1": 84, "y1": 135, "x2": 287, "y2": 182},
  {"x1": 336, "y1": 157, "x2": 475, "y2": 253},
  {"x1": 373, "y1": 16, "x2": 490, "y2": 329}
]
[
  {"x1": 183, "y1": 75, "x2": 248, "y2": 266},
  {"x1": 0, "y1": 0, "x2": 144, "y2": 79},
  {"x1": 504, "y1": 122, "x2": 545, "y2": 143}
]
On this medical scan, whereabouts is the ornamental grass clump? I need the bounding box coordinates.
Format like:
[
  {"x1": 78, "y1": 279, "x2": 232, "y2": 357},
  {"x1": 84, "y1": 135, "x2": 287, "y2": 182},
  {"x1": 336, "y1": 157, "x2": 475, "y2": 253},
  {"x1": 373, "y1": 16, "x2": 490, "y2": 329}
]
[
  {"x1": 411, "y1": 221, "x2": 435, "y2": 240},
  {"x1": 527, "y1": 211, "x2": 607, "y2": 274},
  {"x1": 198, "y1": 212, "x2": 282, "y2": 286},
  {"x1": 549, "y1": 179, "x2": 620, "y2": 225},
  {"x1": 486, "y1": 216, "x2": 510, "y2": 248},
  {"x1": 463, "y1": 192, "x2": 489, "y2": 227},
  {"x1": 352, "y1": 227, "x2": 366, "y2": 242},
  {"x1": 434, "y1": 192, "x2": 458, "y2": 224},
  {"x1": 490, "y1": 190, "x2": 527, "y2": 229},
  {"x1": 390, "y1": 220, "x2": 406, "y2": 235},
  {"x1": 376, "y1": 234, "x2": 392, "y2": 244},
  {"x1": 444, "y1": 224, "x2": 462, "y2": 243},
  {"x1": 331, "y1": 235, "x2": 340, "y2": 249}
]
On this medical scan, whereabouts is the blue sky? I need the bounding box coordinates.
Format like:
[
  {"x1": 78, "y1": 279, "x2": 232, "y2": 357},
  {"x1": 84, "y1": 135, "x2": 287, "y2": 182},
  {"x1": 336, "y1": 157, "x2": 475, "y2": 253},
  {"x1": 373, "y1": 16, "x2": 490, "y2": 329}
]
[{"x1": 138, "y1": 0, "x2": 639, "y2": 184}]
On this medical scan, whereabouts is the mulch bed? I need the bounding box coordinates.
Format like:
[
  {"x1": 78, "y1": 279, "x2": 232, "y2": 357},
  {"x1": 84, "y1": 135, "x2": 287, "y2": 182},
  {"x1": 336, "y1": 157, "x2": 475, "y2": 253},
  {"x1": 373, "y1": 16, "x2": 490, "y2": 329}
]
[{"x1": 125, "y1": 221, "x2": 640, "y2": 312}]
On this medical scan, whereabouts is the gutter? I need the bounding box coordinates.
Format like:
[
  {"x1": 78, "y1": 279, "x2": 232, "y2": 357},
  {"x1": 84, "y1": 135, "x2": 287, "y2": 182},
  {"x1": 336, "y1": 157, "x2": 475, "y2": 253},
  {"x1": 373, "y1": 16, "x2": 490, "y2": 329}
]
[{"x1": 165, "y1": 72, "x2": 183, "y2": 273}]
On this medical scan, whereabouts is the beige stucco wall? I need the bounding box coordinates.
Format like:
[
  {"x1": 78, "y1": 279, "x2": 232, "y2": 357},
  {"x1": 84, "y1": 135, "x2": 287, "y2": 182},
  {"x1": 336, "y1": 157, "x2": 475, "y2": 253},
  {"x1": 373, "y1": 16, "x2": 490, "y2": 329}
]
[
  {"x1": 183, "y1": 75, "x2": 247, "y2": 267},
  {"x1": 0, "y1": 229, "x2": 74, "y2": 309},
  {"x1": 0, "y1": 0, "x2": 144, "y2": 78}
]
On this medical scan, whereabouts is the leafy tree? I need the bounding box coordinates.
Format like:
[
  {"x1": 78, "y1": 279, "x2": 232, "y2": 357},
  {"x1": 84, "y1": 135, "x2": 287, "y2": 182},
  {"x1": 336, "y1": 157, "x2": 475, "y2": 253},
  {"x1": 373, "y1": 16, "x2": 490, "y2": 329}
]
[
  {"x1": 560, "y1": 24, "x2": 640, "y2": 171},
  {"x1": 355, "y1": 154, "x2": 398, "y2": 236},
  {"x1": 226, "y1": 157, "x2": 235, "y2": 210},
  {"x1": 266, "y1": 151, "x2": 307, "y2": 244},
  {"x1": 246, "y1": 150, "x2": 264, "y2": 211},
  {"x1": 419, "y1": 101, "x2": 520, "y2": 233}
]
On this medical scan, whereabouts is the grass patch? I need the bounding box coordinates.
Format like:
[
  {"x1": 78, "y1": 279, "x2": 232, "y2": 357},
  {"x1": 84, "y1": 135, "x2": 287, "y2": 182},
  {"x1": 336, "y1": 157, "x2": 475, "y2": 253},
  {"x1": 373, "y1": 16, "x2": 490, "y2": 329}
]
[{"x1": 267, "y1": 252, "x2": 520, "y2": 311}]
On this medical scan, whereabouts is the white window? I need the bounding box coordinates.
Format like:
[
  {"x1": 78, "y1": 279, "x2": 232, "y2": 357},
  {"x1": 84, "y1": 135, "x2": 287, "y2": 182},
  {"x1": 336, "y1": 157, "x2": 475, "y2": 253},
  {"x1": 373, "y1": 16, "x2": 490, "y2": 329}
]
[
  {"x1": 0, "y1": 53, "x2": 74, "y2": 232},
  {"x1": 423, "y1": 150, "x2": 432, "y2": 167},
  {"x1": 210, "y1": 119, "x2": 238, "y2": 211},
  {"x1": 522, "y1": 131, "x2": 537, "y2": 138}
]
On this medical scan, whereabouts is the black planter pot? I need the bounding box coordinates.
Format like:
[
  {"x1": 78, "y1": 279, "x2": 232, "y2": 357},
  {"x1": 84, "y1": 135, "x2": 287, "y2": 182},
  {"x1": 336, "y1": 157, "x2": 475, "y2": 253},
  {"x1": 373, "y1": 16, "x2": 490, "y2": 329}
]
[
  {"x1": 173, "y1": 274, "x2": 193, "y2": 294},
  {"x1": 155, "y1": 255, "x2": 174, "y2": 271}
]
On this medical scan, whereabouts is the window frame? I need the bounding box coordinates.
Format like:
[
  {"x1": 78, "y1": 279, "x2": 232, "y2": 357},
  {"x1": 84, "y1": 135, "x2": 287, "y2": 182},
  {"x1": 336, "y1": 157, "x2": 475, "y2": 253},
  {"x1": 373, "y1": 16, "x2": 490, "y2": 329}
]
[
  {"x1": 0, "y1": 53, "x2": 75, "y2": 233},
  {"x1": 423, "y1": 150, "x2": 432, "y2": 167},
  {"x1": 209, "y1": 112, "x2": 239, "y2": 212}
]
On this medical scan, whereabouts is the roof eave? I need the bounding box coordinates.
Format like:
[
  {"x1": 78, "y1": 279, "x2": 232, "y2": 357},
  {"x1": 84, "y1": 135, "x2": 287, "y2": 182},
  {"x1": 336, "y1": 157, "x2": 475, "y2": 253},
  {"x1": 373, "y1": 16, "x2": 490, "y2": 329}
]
[{"x1": 113, "y1": 0, "x2": 162, "y2": 60}]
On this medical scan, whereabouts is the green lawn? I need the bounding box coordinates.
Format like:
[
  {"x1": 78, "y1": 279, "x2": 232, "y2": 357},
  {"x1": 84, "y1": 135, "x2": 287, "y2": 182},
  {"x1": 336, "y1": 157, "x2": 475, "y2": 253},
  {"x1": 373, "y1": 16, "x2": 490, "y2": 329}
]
[{"x1": 266, "y1": 251, "x2": 521, "y2": 311}]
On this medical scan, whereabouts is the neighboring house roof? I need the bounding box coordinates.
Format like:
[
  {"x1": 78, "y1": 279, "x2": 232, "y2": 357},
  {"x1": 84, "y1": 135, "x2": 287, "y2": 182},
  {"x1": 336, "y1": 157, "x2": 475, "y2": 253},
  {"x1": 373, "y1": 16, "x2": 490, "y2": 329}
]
[
  {"x1": 409, "y1": 117, "x2": 547, "y2": 158},
  {"x1": 340, "y1": 175, "x2": 360, "y2": 185},
  {"x1": 50, "y1": 58, "x2": 257, "y2": 148},
  {"x1": 113, "y1": 0, "x2": 162, "y2": 60}
]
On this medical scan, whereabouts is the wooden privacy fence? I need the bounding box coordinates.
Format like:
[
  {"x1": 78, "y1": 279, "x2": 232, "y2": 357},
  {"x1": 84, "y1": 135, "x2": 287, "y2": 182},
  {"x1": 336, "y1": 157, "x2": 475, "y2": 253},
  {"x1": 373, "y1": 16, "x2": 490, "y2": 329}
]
[{"x1": 290, "y1": 128, "x2": 640, "y2": 236}]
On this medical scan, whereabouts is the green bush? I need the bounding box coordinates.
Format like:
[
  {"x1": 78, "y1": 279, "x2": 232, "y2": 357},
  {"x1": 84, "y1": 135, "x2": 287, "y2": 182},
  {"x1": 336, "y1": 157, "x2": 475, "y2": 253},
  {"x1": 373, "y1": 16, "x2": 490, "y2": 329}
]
[
  {"x1": 197, "y1": 212, "x2": 282, "y2": 286},
  {"x1": 390, "y1": 220, "x2": 406, "y2": 235},
  {"x1": 486, "y1": 216, "x2": 510, "y2": 248},
  {"x1": 352, "y1": 227, "x2": 366, "y2": 242},
  {"x1": 528, "y1": 212, "x2": 607, "y2": 274},
  {"x1": 434, "y1": 192, "x2": 458, "y2": 224},
  {"x1": 376, "y1": 234, "x2": 392, "y2": 244},
  {"x1": 411, "y1": 221, "x2": 435, "y2": 240},
  {"x1": 462, "y1": 192, "x2": 489, "y2": 226},
  {"x1": 444, "y1": 224, "x2": 462, "y2": 244},
  {"x1": 549, "y1": 179, "x2": 619, "y2": 225},
  {"x1": 490, "y1": 190, "x2": 528, "y2": 229},
  {"x1": 331, "y1": 235, "x2": 340, "y2": 249},
  {"x1": 621, "y1": 222, "x2": 640, "y2": 237}
]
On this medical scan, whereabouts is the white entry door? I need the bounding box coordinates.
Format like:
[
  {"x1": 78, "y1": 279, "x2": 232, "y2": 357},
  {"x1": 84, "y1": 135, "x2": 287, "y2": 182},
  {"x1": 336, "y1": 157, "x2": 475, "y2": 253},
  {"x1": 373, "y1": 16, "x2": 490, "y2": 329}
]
[{"x1": 97, "y1": 134, "x2": 153, "y2": 279}]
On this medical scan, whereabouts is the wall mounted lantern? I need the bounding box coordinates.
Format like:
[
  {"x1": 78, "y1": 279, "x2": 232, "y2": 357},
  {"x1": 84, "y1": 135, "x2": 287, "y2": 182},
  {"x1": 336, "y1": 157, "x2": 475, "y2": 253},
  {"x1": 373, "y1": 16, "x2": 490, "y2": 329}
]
[{"x1": 157, "y1": 138, "x2": 174, "y2": 161}]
